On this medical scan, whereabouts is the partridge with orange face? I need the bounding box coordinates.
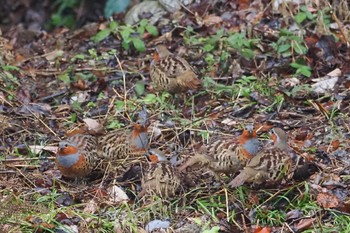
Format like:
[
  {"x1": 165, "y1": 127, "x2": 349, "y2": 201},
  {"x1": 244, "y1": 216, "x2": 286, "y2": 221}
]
[
  {"x1": 56, "y1": 111, "x2": 149, "y2": 179},
  {"x1": 178, "y1": 125, "x2": 261, "y2": 177},
  {"x1": 138, "y1": 149, "x2": 181, "y2": 198},
  {"x1": 56, "y1": 134, "x2": 100, "y2": 178},
  {"x1": 150, "y1": 45, "x2": 201, "y2": 93},
  {"x1": 228, "y1": 128, "x2": 293, "y2": 187},
  {"x1": 98, "y1": 121, "x2": 149, "y2": 160}
]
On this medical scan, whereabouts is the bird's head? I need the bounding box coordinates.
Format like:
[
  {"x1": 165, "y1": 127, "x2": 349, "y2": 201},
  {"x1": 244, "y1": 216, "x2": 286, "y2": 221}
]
[
  {"x1": 270, "y1": 128, "x2": 288, "y2": 149},
  {"x1": 239, "y1": 125, "x2": 257, "y2": 143},
  {"x1": 57, "y1": 141, "x2": 78, "y2": 156},
  {"x1": 144, "y1": 149, "x2": 168, "y2": 164}
]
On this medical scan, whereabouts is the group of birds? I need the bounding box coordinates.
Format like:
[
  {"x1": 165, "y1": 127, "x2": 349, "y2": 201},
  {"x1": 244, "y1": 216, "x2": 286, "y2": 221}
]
[{"x1": 55, "y1": 45, "x2": 314, "y2": 198}]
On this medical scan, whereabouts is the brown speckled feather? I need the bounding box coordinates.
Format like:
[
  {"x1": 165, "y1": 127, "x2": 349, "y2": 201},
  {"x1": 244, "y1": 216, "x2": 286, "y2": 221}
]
[
  {"x1": 229, "y1": 128, "x2": 293, "y2": 187},
  {"x1": 178, "y1": 126, "x2": 260, "y2": 177},
  {"x1": 150, "y1": 45, "x2": 201, "y2": 93},
  {"x1": 139, "y1": 149, "x2": 181, "y2": 198}
]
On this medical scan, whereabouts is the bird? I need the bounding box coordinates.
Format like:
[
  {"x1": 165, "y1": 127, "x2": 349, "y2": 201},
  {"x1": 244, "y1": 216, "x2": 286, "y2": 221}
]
[
  {"x1": 149, "y1": 44, "x2": 201, "y2": 94},
  {"x1": 56, "y1": 109, "x2": 150, "y2": 179},
  {"x1": 228, "y1": 128, "x2": 293, "y2": 188},
  {"x1": 177, "y1": 125, "x2": 261, "y2": 178},
  {"x1": 98, "y1": 121, "x2": 149, "y2": 160},
  {"x1": 138, "y1": 149, "x2": 181, "y2": 198},
  {"x1": 56, "y1": 134, "x2": 101, "y2": 178}
]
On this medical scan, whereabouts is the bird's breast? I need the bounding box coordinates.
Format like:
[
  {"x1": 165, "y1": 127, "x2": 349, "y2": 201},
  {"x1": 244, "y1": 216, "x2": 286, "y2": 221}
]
[{"x1": 57, "y1": 152, "x2": 82, "y2": 168}]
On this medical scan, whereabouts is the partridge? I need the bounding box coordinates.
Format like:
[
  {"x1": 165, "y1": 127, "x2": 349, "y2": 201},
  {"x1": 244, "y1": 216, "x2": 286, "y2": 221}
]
[
  {"x1": 139, "y1": 149, "x2": 181, "y2": 198},
  {"x1": 56, "y1": 118, "x2": 149, "y2": 179},
  {"x1": 178, "y1": 125, "x2": 261, "y2": 177},
  {"x1": 150, "y1": 45, "x2": 201, "y2": 93},
  {"x1": 56, "y1": 134, "x2": 101, "y2": 178},
  {"x1": 98, "y1": 121, "x2": 149, "y2": 160},
  {"x1": 228, "y1": 128, "x2": 293, "y2": 188}
]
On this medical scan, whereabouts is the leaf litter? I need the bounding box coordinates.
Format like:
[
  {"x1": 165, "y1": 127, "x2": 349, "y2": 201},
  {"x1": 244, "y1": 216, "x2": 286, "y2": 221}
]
[{"x1": 1, "y1": 0, "x2": 350, "y2": 232}]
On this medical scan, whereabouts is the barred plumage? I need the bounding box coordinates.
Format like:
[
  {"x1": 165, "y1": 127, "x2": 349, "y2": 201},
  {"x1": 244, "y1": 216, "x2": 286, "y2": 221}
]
[
  {"x1": 229, "y1": 128, "x2": 294, "y2": 187},
  {"x1": 139, "y1": 149, "x2": 181, "y2": 198},
  {"x1": 178, "y1": 125, "x2": 261, "y2": 177},
  {"x1": 56, "y1": 122, "x2": 149, "y2": 179},
  {"x1": 150, "y1": 45, "x2": 201, "y2": 93}
]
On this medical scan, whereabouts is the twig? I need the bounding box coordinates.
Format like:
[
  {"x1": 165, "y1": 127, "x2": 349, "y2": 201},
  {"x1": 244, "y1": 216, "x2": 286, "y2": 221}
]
[
  {"x1": 2, "y1": 156, "x2": 55, "y2": 162},
  {"x1": 114, "y1": 54, "x2": 131, "y2": 122},
  {"x1": 26, "y1": 106, "x2": 57, "y2": 137}
]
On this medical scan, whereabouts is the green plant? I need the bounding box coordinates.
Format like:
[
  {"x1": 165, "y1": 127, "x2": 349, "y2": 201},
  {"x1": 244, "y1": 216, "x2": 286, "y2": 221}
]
[
  {"x1": 294, "y1": 6, "x2": 315, "y2": 24},
  {"x1": 290, "y1": 61, "x2": 312, "y2": 77},
  {"x1": 271, "y1": 29, "x2": 308, "y2": 57},
  {"x1": 226, "y1": 32, "x2": 259, "y2": 59},
  {"x1": 50, "y1": 0, "x2": 78, "y2": 28},
  {"x1": 92, "y1": 19, "x2": 158, "y2": 52}
]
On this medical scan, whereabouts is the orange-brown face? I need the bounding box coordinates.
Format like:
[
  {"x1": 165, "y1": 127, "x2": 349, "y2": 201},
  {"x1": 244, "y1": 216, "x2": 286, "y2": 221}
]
[
  {"x1": 147, "y1": 153, "x2": 159, "y2": 164},
  {"x1": 154, "y1": 51, "x2": 160, "y2": 61},
  {"x1": 270, "y1": 132, "x2": 277, "y2": 144},
  {"x1": 239, "y1": 128, "x2": 257, "y2": 144},
  {"x1": 133, "y1": 123, "x2": 148, "y2": 134},
  {"x1": 58, "y1": 145, "x2": 78, "y2": 156}
]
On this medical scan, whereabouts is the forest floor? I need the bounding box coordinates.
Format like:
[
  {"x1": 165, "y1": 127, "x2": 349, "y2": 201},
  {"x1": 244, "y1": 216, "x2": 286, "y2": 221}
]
[{"x1": 1, "y1": 1, "x2": 350, "y2": 232}]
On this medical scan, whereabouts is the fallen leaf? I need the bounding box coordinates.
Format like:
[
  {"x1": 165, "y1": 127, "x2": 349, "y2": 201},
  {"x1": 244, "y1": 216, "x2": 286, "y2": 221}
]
[
  {"x1": 317, "y1": 192, "x2": 340, "y2": 208},
  {"x1": 203, "y1": 14, "x2": 223, "y2": 27},
  {"x1": 295, "y1": 218, "x2": 316, "y2": 231},
  {"x1": 311, "y1": 68, "x2": 341, "y2": 94},
  {"x1": 254, "y1": 226, "x2": 271, "y2": 233},
  {"x1": 83, "y1": 118, "x2": 104, "y2": 134},
  {"x1": 108, "y1": 185, "x2": 129, "y2": 203},
  {"x1": 44, "y1": 50, "x2": 64, "y2": 61}
]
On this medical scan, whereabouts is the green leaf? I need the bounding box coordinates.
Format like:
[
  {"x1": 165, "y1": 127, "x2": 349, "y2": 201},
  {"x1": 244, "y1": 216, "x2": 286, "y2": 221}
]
[
  {"x1": 277, "y1": 44, "x2": 291, "y2": 53},
  {"x1": 109, "y1": 21, "x2": 118, "y2": 31},
  {"x1": 72, "y1": 54, "x2": 85, "y2": 61},
  {"x1": 122, "y1": 41, "x2": 130, "y2": 50},
  {"x1": 92, "y1": 29, "x2": 111, "y2": 43},
  {"x1": 145, "y1": 24, "x2": 158, "y2": 36},
  {"x1": 107, "y1": 120, "x2": 124, "y2": 129},
  {"x1": 143, "y1": 94, "x2": 157, "y2": 104},
  {"x1": 241, "y1": 48, "x2": 254, "y2": 59},
  {"x1": 132, "y1": 38, "x2": 145, "y2": 52},
  {"x1": 295, "y1": 12, "x2": 307, "y2": 24},
  {"x1": 293, "y1": 43, "x2": 307, "y2": 55},
  {"x1": 134, "y1": 81, "x2": 145, "y2": 96},
  {"x1": 290, "y1": 62, "x2": 302, "y2": 68},
  {"x1": 58, "y1": 73, "x2": 70, "y2": 83},
  {"x1": 2, "y1": 65, "x2": 20, "y2": 71},
  {"x1": 70, "y1": 113, "x2": 77, "y2": 122},
  {"x1": 297, "y1": 67, "x2": 312, "y2": 77},
  {"x1": 115, "y1": 100, "x2": 125, "y2": 111},
  {"x1": 203, "y1": 226, "x2": 220, "y2": 233},
  {"x1": 203, "y1": 44, "x2": 214, "y2": 52},
  {"x1": 139, "y1": 19, "x2": 148, "y2": 28},
  {"x1": 120, "y1": 27, "x2": 132, "y2": 40}
]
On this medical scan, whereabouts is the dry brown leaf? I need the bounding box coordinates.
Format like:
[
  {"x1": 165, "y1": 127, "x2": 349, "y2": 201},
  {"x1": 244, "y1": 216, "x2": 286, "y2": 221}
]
[
  {"x1": 83, "y1": 118, "x2": 104, "y2": 134},
  {"x1": 254, "y1": 226, "x2": 271, "y2": 233},
  {"x1": 295, "y1": 218, "x2": 316, "y2": 231},
  {"x1": 203, "y1": 15, "x2": 223, "y2": 27},
  {"x1": 317, "y1": 192, "x2": 340, "y2": 208}
]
